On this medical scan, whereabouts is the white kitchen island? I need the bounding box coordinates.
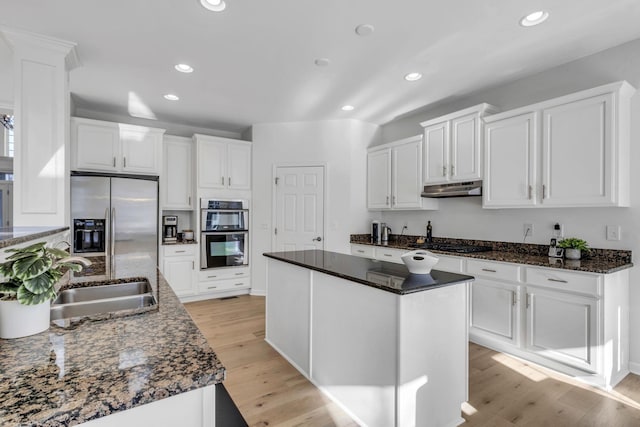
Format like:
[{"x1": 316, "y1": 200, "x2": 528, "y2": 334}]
[{"x1": 264, "y1": 250, "x2": 474, "y2": 427}]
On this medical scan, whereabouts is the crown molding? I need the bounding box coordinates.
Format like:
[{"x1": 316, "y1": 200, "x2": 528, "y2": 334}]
[{"x1": 0, "y1": 26, "x2": 80, "y2": 70}]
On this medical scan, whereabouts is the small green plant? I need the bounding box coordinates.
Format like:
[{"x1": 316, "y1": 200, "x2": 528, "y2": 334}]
[
  {"x1": 0, "y1": 242, "x2": 90, "y2": 305},
  {"x1": 557, "y1": 238, "x2": 589, "y2": 251}
]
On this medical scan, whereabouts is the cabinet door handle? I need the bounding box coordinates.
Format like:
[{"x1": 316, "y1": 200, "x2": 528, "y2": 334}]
[
  {"x1": 208, "y1": 286, "x2": 218, "y2": 290},
  {"x1": 542, "y1": 184, "x2": 547, "y2": 199},
  {"x1": 188, "y1": 196, "x2": 191, "y2": 205},
  {"x1": 392, "y1": 195, "x2": 396, "y2": 205},
  {"x1": 113, "y1": 157, "x2": 116, "y2": 167},
  {"x1": 386, "y1": 196, "x2": 389, "y2": 205},
  {"x1": 512, "y1": 292, "x2": 517, "y2": 306},
  {"x1": 481, "y1": 268, "x2": 497, "y2": 273},
  {"x1": 450, "y1": 165, "x2": 455, "y2": 176},
  {"x1": 357, "y1": 250, "x2": 365, "y2": 253},
  {"x1": 207, "y1": 275, "x2": 217, "y2": 279},
  {"x1": 123, "y1": 157, "x2": 127, "y2": 168},
  {"x1": 547, "y1": 278, "x2": 568, "y2": 284},
  {"x1": 528, "y1": 185, "x2": 532, "y2": 200},
  {"x1": 175, "y1": 250, "x2": 186, "y2": 253},
  {"x1": 234, "y1": 283, "x2": 244, "y2": 286},
  {"x1": 383, "y1": 254, "x2": 392, "y2": 257},
  {"x1": 228, "y1": 177, "x2": 231, "y2": 186},
  {"x1": 235, "y1": 272, "x2": 244, "y2": 276},
  {"x1": 192, "y1": 261, "x2": 194, "y2": 270},
  {"x1": 526, "y1": 293, "x2": 531, "y2": 308},
  {"x1": 221, "y1": 176, "x2": 225, "y2": 185},
  {"x1": 442, "y1": 165, "x2": 447, "y2": 177}
]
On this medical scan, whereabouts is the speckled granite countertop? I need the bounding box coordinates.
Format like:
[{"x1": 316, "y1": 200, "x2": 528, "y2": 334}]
[
  {"x1": 0, "y1": 226, "x2": 69, "y2": 249},
  {"x1": 264, "y1": 249, "x2": 474, "y2": 295},
  {"x1": 351, "y1": 234, "x2": 633, "y2": 274},
  {"x1": 0, "y1": 254, "x2": 224, "y2": 426},
  {"x1": 161, "y1": 240, "x2": 198, "y2": 246}
]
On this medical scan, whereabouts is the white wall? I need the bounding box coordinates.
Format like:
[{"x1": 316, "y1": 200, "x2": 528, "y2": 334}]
[
  {"x1": 380, "y1": 37, "x2": 640, "y2": 369},
  {"x1": 0, "y1": 38, "x2": 12, "y2": 105},
  {"x1": 250, "y1": 119, "x2": 380, "y2": 294}
]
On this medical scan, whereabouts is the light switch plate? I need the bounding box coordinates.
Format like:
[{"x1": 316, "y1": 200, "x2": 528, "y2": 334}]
[{"x1": 606, "y1": 225, "x2": 621, "y2": 241}]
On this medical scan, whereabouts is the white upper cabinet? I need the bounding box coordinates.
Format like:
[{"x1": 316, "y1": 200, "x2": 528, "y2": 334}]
[
  {"x1": 72, "y1": 117, "x2": 165, "y2": 175},
  {"x1": 367, "y1": 135, "x2": 438, "y2": 210},
  {"x1": 483, "y1": 81, "x2": 635, "y2": 208},
  {"x1": 194, "y1": 134, "x2": 251, "y2": 191},
  {"x1": 162, "y1": 135, "x2": 193, "y2": 210},
  {"x1": 421, "y1": 104, "x2": 498, "y2": 185},
  {"x1": 484, "y1": 112, "x2": 538, "y2": 207}
]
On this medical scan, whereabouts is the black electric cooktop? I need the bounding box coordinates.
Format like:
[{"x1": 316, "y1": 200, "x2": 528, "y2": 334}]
[{"x1": 409, "y1": 243, "x2": 492, "y2": 254}]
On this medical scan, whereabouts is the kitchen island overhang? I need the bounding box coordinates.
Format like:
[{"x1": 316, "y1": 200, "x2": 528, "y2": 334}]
[{"x1": 263, "y1": 249, "x2": 474, "y2": 427}]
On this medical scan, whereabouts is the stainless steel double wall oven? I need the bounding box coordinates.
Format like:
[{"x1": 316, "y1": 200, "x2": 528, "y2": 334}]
[{"x1": 200, "y1": 199, "x2": 249, "y2": 269}]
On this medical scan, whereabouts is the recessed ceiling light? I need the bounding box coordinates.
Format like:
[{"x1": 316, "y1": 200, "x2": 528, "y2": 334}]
[
  {"x1": 520, "y1": 10, "x2": 549, "y2": 27},
  {"x1": 355, "y1": 24, "x2": 375, "y2": 36},
  {"x1": 342, "y1": 105, "x2": 355, "y2": 111},
  {"x1": 314, "y1": 58, "x2": 331, "y2": 67},
  {"x1": 164, "y1": 94, "x2": 180, "y2": 101},
  {"x1": 200, "y1": 0, "x2": 226, "y2": 12},
  {"x1": 404, "y1": 72, "x2": 422, "y2": 82},
  {"x1": 175, "y1": 64, "x2": 194, "y2": 73}
]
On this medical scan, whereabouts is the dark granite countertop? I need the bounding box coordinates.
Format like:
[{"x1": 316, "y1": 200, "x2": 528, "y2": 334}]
[
  {"x1": 0, "y1": 226, "x2": 69, "y2": 249},
  {"x1": 161, "y1": 240, "x2": 198, "y2": 246},
  {"x1": 264, "y1": 249, "x2": 474, "y2": 295},
  {"x1": 350, "y1": 235, "x2": 633, "y2": 275},
  {"x1": 0, "y1": 254, "x2": 224, "y2": 426}
]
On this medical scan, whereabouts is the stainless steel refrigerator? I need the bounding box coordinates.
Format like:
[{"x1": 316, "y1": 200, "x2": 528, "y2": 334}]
[{"x1": 71, "y1": 172, "x2": 158, "y2": 263}]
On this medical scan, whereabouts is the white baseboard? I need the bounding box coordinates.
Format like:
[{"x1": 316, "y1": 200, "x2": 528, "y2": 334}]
[
  {"x1": 629, "y1": 361, "x2": 640, "y2": 375},
  {"x1": 250, "y1": 289, "x2": 266, "y2": 296}
]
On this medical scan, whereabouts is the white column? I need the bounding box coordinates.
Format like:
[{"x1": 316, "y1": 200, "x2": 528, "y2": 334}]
[{"x1": 2, "y1": 28, "x2": 79, "y2": 226}]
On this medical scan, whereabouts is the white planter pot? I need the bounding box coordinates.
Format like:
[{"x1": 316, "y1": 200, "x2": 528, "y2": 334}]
[
  {"x1": 565, "y1": 248, "x2": 582, "y2": 260},
  {"x1": 0, "y1": 299, "x2": 50, "y2": 339}
]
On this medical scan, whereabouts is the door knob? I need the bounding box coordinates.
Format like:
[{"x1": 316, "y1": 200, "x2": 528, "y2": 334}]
[{"x1": 312, "y1": 237, "x2": 322, "y2": 242}]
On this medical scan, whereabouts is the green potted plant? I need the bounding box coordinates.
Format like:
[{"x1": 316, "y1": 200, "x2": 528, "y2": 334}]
[
  {"x1": 0, "y1": 241, "x2": 91, "y2": 339},
  {"x1": 557, "y1": 237, "x2": 589, "y2": 260}
]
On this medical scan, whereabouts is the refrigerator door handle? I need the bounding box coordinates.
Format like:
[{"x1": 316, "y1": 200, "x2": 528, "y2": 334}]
[
  {"x1": 105, "y1": 208, "x2": 110, "y2": 256},
  {"x1": 111, "y1": 208, "x2": 116, "y2": 258}
]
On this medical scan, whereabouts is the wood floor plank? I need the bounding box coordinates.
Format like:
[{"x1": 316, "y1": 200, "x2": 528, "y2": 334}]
[{"x1": 185, "y1": 295, "x2": 640, "y2": 427}]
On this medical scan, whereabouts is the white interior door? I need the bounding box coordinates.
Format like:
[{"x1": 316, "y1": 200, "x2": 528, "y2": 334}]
[{"x1": 275, "y1": 166, "x2": 324, "y2": 252}]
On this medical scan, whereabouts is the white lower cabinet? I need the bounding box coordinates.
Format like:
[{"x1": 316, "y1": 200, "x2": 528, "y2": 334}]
[
  {"x1": 468, "y1": 259, "x2": 628, "y2": 389},
  {"x1": 525, "y1": 286, "x2": 598, "y2": 373},
  {"x1": 162, "y1": 245, "x2": 197, "y2": 298},
  {"x1": 470, "y1": 279, "x2": 520, "y2": 346},
  {"x1": 197, "y1": 267, "x2": 251, "y2": 298}
]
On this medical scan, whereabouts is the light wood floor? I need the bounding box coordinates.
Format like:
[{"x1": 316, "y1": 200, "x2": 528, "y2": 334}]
[{"x1": 185, "y1": 295, "x2": 640, "y2": 426}]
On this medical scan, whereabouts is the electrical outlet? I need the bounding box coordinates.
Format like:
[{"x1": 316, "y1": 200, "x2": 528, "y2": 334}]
[
  {"x1": 523, "y1": 223, "x2": 534, "y2": 237},
  {"x1": 606, "y1": 225, "x2": 621, "y2": 241}
]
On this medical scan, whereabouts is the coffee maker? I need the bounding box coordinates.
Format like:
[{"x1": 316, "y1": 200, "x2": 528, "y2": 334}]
[{"x1": 163, "y1": 215, "x2": 178, "y2": 243}]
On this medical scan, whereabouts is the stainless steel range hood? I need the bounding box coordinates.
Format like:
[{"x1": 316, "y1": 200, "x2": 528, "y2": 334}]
[{"x1": 421, "y1": 180, "x2": 483, "y2": 198}]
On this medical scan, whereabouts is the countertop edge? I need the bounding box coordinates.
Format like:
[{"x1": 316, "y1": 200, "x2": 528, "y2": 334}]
[
  {"x1": 351, "y1": 241, "x2": 633, "y2": 274},
  {"x1": 264, "y1": 251, "x2": 474, "y2": 295},
  {"x1": 0, "y1": 226, "x2": 70, "y2": 249}
]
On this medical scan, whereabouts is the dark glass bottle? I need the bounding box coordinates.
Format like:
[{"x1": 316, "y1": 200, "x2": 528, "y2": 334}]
[{"x1": 426, "y1": 221, "x2": 433, "y2": 243}]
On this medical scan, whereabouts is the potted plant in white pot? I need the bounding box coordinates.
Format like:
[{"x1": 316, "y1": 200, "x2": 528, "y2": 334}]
[
  {"x1": 557, "y1": 237, "x2": 589, "y2": 260},
  {"x1": 0, "y1": 241, "x2": 91, "y2": 339}
]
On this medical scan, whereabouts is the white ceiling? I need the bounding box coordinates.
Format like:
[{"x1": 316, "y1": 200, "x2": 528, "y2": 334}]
[{"x1": 1, "y1": 0, "x2": 640, "y2": 133}]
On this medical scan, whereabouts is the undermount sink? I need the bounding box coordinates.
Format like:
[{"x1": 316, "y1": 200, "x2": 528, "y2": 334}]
[{"x1": 50, "y1": 279, "x2": 157, "y2": 326}]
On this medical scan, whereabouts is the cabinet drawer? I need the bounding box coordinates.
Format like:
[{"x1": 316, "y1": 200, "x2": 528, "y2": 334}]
[
  {"x1": 375, "y1": 247, "x2": 406, "y2": 264},
  {"x1": 434, "y1": 255, "x2": 463, "y2": 273},
  {"x1": 351, "y1": 244, "x2": 375, "y2": 258},
  {"x1": 467, "y1": 259, "x2": 520, "y2": 282},
  {"x1": 163, "y1": 245, "x2": 197, "y2": 257},
  {"x1": 199, "y1": 277, "x2": 250, "y2": 293},
  {"x1": 525, "y1": 267, "x2": 601, "y2": 296},
  {"x1": 199, "y1": 267, "x2": 250, "y2": 282}
]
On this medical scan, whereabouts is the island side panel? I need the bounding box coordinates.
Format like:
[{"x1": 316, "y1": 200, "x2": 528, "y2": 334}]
[
  {"x1": 311, "y1": 271, "x2": 398, "y2": 427},
  {"x1": 397, "y1": 281, "x2": 469, "y2": 427},
  {"x1": 265, "y1": 258, "x2": 311, "y2": 376}
]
